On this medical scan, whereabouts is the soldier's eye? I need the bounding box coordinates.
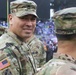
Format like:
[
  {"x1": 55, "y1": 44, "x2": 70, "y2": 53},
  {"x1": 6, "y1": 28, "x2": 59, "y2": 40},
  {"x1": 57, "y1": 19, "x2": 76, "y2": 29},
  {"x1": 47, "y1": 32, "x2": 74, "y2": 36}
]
[
  {"x1": 19, "y1": 16, "x2": 26, "y2": 19},
  {"x1": 31, "y1": 17, "x2": 36, "y2": 21}
]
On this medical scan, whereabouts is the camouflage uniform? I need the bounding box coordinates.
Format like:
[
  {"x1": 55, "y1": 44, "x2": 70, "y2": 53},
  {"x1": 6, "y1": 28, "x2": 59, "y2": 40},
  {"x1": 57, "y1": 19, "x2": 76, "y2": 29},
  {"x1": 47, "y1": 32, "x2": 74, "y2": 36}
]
[
  {"x1": 36, "y1": 53, "x2": 76, "y2": 75},
  {"x1": 25, "y1": 35, "x2": 46, "y2": 69},
  {"x1": 35, "y1": 7, "x2": 76, "y2": 75},
  {"x1": 0, "y1": 0, "x2": 39, "y2": 75},
  {"x1": 0, "y1": 0, "x2": 45, "y2": 75},
  {"x1": 0, "y1": 31, "x2": 37, "y2": 75}
]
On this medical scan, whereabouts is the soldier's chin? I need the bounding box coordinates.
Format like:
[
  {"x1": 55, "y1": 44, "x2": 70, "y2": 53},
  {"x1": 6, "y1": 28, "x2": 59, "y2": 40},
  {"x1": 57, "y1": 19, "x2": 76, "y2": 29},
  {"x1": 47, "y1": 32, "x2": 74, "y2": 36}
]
[{"x1": 24, "y1": 33, "x2": 32, "y2": 38}]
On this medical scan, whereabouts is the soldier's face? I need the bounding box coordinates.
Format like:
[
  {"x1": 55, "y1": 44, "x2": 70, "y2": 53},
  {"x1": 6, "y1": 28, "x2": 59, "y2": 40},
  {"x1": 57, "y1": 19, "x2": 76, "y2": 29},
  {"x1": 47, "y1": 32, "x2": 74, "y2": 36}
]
[{"x1": 8, "y1": 14, "x2": 36, "y2": 39}]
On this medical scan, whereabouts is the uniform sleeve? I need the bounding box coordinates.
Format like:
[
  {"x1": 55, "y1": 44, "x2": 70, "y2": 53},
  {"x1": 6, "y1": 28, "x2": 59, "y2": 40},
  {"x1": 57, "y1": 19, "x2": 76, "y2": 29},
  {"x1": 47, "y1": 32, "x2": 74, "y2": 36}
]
[{"x1": 0, "y1": 51, "x2": 20, "y2": 75}]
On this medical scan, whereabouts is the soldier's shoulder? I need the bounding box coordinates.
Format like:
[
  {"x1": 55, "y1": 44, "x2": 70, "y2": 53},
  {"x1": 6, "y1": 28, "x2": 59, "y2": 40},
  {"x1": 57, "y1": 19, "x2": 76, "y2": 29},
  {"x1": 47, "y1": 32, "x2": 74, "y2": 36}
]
[
  {"x1": 0, "y1": 33, "x2": 8, "y2": 40},
  {"x1": 0, "y1": 33, "x2": 9, "y2": 49},
  {"x1": 36, "y1": 59, "x2": 76, "y2": 75},
  {"x1": 0, "y1": 50, "x2": 19, "y2": 75},
  {"x1": 0, "y1": 50, "x2": 7, "y2": 60},
  {"x1": 0, "y1": 33, "x2": 12, "y2": 43},
  {"x1": 56, "y1": 63, "x2": 76, "y2": 75},
  {"x1": 0, "y1": 33, "x2": 19, "y2": 49}
]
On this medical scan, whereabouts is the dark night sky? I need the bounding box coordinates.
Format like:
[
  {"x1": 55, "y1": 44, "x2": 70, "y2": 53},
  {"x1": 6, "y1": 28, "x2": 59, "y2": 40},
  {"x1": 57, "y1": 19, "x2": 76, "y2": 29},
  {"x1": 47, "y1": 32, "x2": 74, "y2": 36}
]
[
  {"x1": 0, "y1": 0, "x2": 15, "y2": 20},
  {"x1": 33, "y1": 0, "x2": 50, "y2": 20},
  {"x1": 0, "y1": 0, "x2": 76, "y2": 21},
  {"x1": 54, "y1": 0, "x2": 76, "y2": 12},
  {"x1": 0, "y1": 0, "x2": 7, "y2": 20}
]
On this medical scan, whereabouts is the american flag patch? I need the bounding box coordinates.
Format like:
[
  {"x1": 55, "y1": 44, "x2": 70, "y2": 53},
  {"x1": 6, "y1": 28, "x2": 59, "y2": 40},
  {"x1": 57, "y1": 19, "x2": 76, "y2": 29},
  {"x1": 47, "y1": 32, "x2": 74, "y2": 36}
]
[{"x1": 0, "y1": 58, "x2": 10, "y2": 70}]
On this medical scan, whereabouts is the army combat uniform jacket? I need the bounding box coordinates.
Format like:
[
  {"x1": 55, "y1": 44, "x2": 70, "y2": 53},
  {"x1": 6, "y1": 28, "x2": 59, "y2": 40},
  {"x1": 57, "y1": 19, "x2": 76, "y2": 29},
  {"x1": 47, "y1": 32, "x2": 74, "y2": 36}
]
[
  {"x1": 25, "y1": 35, "x2": 46, "y2": 69},
  {"x1": 0, "y1": 31, "x2": 36, "y2": 75},
  {"x1": 36, "y1": 53, "x2": 76, "y2": 75}
]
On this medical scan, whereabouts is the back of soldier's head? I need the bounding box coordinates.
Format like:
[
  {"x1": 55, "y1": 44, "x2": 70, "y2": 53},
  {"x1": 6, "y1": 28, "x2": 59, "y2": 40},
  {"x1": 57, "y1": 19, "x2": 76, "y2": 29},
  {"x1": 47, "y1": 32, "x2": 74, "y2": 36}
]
[{"x1": 53, "y1": 7, "x2": 76, "y2": 41}]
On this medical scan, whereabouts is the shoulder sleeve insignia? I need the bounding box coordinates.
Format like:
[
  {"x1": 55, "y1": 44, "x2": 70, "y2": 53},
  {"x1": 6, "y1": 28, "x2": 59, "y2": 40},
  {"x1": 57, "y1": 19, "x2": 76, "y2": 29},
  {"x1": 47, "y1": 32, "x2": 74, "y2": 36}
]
[{"x1": 0, "y1": 58, "x2": 10, "y2": 70}]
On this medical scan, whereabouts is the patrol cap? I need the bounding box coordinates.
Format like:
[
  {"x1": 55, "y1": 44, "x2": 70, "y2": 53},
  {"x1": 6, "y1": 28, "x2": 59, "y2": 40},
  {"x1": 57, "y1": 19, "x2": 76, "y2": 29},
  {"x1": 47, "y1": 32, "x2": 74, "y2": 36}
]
[
  {"x1": 10, "y1": 0, "x2": 38, "y2": 18},
  {"x1": 53, "y1": 7, "x2": 76, "y2": 35}
]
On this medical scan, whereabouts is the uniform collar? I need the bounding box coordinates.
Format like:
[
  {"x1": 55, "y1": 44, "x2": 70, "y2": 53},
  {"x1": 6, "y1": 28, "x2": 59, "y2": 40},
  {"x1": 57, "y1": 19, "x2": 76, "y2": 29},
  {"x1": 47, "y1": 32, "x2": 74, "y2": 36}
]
[
  {"x1": 54, "y1": 53, "x2": 76, "y2": 64},
  {"x1": 6, "y1": 29, "x2": 23, "y2": 45},
  {"x1": 25, "y1": 35, "x2": 36, "y2": 44}
]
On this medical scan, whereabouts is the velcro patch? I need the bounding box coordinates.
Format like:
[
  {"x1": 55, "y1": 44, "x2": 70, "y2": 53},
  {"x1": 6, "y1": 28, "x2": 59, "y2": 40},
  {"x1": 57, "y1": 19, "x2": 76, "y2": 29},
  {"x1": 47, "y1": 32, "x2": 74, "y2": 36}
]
[{"x1": 0, "y1": 58, "x2": 10, "y2": 70}]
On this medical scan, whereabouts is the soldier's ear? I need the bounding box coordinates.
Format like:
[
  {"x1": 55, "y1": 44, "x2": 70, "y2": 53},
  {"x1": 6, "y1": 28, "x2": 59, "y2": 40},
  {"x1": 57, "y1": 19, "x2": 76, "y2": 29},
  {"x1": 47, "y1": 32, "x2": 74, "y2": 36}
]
[{"x1": 8, "y1": 14, "x2": 13, "y2": 25}]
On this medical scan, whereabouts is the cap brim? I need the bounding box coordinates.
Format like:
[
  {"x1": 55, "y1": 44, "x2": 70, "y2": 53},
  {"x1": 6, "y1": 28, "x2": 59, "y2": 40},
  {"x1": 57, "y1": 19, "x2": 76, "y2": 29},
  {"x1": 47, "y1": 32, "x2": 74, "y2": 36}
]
[{"x1": 14, "y1": 10, "x2": 38, "y2": 18}]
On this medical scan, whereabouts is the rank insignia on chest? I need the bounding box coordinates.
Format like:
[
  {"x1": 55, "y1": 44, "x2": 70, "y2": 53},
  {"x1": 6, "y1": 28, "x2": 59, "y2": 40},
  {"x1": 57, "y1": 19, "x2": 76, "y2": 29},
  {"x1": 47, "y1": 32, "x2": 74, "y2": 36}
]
[{"x1": 0, "y1": 58, "x2": 10, "y2": 70}]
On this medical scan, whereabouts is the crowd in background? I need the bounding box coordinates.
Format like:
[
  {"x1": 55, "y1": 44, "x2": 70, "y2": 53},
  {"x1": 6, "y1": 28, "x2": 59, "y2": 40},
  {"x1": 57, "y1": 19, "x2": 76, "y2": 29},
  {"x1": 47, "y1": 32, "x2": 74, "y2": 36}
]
[
  {"x1": 35, "y1": 19, "x2": 58, "y2": 53},
  {"x1": 0, "y1": 20, "x2": 8, "y2": 28}
]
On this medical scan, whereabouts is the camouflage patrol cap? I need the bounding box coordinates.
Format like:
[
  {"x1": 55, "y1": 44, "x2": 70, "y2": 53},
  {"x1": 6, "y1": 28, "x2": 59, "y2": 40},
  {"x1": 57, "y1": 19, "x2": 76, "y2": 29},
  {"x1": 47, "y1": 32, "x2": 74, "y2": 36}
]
[
  {"x1": 10, "y1": 0, "x2": 38, "y2": 18},
  {"x1": 53, "y1": 7, "x2": 76, "y2": 35}
]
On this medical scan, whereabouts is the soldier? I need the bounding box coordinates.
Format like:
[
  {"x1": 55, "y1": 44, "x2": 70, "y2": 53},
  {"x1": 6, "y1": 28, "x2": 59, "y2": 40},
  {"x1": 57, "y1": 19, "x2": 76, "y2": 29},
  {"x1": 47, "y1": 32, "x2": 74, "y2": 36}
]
[
  {"x1": 0, "y1": 0, "x2": 42, "y2": 75},
  {"x1": 35, "y1": 7, "x2": 76, "y2": 75}
]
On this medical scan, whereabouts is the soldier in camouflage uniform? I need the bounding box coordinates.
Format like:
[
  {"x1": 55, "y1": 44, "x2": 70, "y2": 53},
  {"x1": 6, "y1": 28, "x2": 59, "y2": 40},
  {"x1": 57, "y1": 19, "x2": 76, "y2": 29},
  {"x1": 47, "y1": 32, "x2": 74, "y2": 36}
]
[
  {"x1": 0, "y1": 0, "x2": 43, "y2": 75},
  {"x1": 35, "y1": 7, "x2": 76, "y2": 75}
]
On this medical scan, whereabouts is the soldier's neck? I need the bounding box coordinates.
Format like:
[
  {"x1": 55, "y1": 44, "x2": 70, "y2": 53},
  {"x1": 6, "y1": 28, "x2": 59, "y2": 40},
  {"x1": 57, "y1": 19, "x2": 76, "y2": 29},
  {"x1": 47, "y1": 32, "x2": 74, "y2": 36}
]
[
  {"x1": 24, "y1": 34, "x2": 34, "y2": 43},
  {"x1": 57, "y1": 40, "x2": 76, "y2": 59}
]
